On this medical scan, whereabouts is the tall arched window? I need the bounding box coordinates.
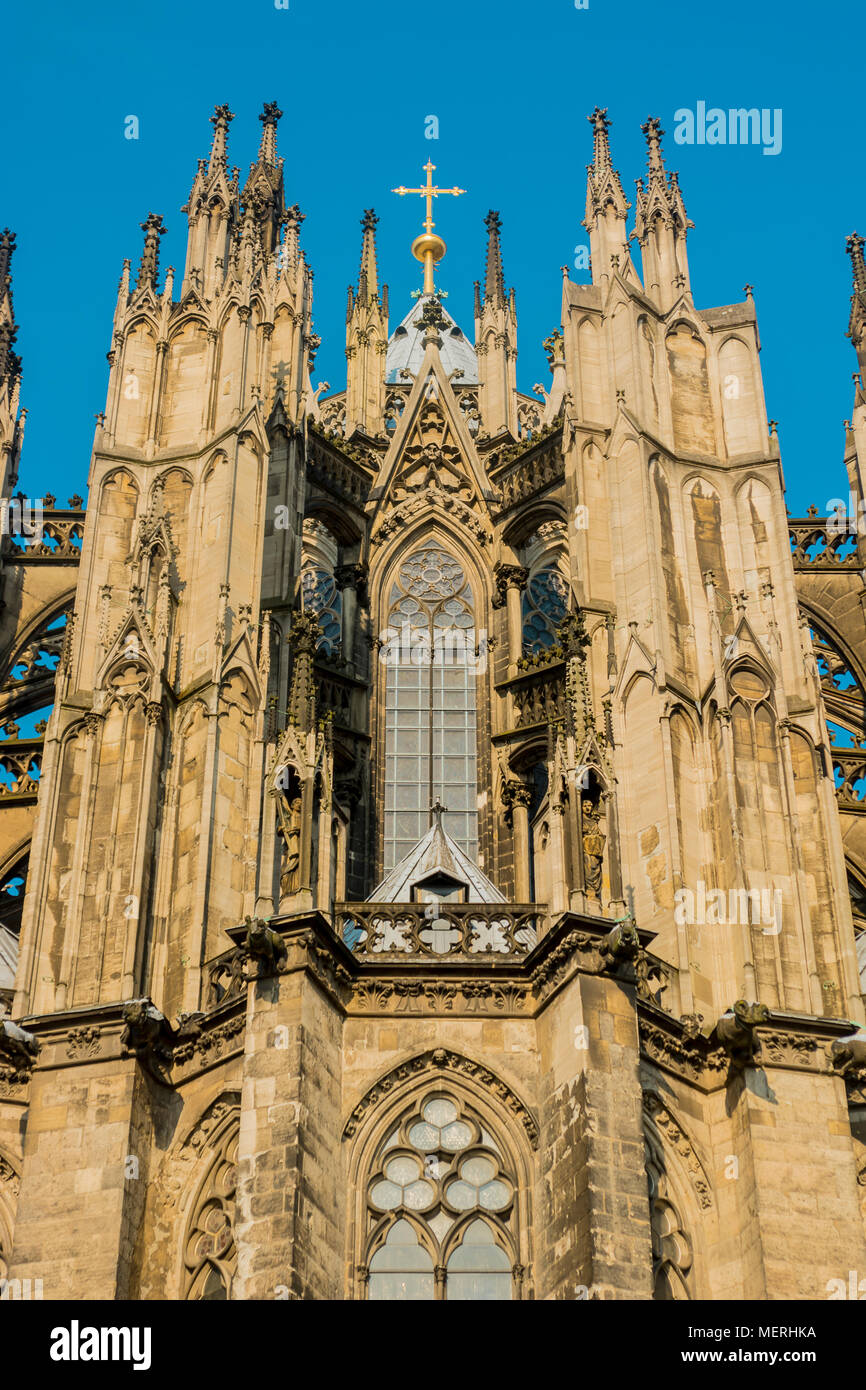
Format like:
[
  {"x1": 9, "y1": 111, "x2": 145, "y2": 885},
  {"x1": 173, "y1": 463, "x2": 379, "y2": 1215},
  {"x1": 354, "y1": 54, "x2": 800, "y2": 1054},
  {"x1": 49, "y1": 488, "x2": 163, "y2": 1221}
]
[
  {"x1": 383, "y1": 546, "x2": 478, "y2": 871},
  {"x1": 182, "y1": 1120, "x2": 238, "y2": 1301},
  {"x1": 301, "y1": 518, "x2": 342, "y2": 658},
  {"x1": 0, "y1": 849, "x2": 28, "y2": 1015},
  {"x1": 364, "y1": 1091, "x2": 517, "y2": 1301},
  {"x1": 300, "y1": 567, "x2": 341, "y2": 656},
  {"x1": 521, "y1": 564, "x2": 569, "y2": 654}
]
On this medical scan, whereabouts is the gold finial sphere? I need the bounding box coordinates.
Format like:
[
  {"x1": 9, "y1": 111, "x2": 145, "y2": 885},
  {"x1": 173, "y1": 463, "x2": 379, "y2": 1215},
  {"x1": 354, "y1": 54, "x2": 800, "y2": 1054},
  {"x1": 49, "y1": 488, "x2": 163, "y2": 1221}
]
[{"x1": 412, "y1": 232, "x2": 446, "y2": 265}]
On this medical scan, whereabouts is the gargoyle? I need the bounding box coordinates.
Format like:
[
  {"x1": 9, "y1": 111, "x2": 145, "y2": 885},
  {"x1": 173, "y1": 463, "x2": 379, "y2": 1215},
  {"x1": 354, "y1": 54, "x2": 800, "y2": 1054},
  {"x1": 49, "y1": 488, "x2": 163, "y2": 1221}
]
[
  {"x1": 175, "y1": 1011, "x2": 205, "y2": 1043},
  {"x1": 715, "y1": 999, "x2": 770, "y2": 1070},
  {"x1": 0, "y1": 1019, "x2": 40, "y2": 1079},
  {"x1": 245, "y1": 915, "x2": 287, "y2": 967},
  {"x1": 121, "y1": 999, "x2": 174, "y2": 1084},
  {"x1": 831, "y1": 1031, "x2": 866, "y2": 1078},
  {"x1": 599, "y1": 915, "x2": 640, "y2": 965}
]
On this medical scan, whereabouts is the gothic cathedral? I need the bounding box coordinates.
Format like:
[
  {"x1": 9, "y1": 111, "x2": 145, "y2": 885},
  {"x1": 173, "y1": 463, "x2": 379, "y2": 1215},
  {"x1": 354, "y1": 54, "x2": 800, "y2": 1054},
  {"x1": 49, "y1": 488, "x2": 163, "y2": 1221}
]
[{"x1": 0, "y1": 103, "x2": 865, "y2": 1301}]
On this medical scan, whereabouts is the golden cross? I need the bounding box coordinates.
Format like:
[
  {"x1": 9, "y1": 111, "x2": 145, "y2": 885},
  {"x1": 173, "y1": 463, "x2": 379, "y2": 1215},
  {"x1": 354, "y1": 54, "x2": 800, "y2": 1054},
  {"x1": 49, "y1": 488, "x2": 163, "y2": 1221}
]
[
  {"x1": 392, "y1": 161, "x2": 466, "y2": 293},
  {"x1": 392, "y1": 160, "x2": 466, "y2": 234}
]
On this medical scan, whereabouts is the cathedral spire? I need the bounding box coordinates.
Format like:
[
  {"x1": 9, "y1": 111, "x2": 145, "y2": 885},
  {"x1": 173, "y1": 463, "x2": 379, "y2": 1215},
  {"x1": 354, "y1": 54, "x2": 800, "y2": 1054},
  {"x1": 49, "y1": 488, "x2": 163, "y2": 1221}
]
[
  {"x1": 242, "y1": 101, "x2": 285, "y2": 261},
  {"x1": 0, "y1": 229, "x2": 19, "y2": 391},
  {"x1": 633, "y1": 116, "x2": 693, "y2": 310},
  {"x1": 583, "y1": 107, "x2": 633, "y2": 288},
  {"x1": 257, "y1": 100, "x2": 283, "y2": 167},
  {"x1": 208, "y1": 104, "x2": 234, "y2": 174},
  {"x1": 474, "y1": 211, "x2": 518, "y2": 439},
  {"x1": 181, "y1": 105, "x2": 239, "y2": 299},
  {"x1": 0, "y1": 228, "x2": 24, "y2": 496},
  {"x1": 358, "y1": 208, "x2": 379, "y2": 303},
  {"x1": 483, "y1": 210, "x2": 506, "y2": 306},
  {"x1": 136, "y1": 213, "x2": 166, "y2": 293},
  {"x1": 345, "y1": 209, "x2": 388, "y2": 438},
  {"x1": 847, "y1": 232, "x2": 866, "y2": 382},
  {"x1": 584, "y1": 107, "x2": 629, "y2": 222},
  {"x1": 280, "y1": 204, "x2": 304, "y2": 278},
  {"x1": 643, "y1": 114, "x2": 665, "y2": 176}
]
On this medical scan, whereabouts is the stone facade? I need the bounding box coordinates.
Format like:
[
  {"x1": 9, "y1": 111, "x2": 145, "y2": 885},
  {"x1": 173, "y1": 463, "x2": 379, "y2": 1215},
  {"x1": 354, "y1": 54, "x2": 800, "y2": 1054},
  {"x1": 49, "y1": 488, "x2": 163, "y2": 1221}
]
[{"x1": 0, "y1": 105, "x2": 865, "y2": 1301}]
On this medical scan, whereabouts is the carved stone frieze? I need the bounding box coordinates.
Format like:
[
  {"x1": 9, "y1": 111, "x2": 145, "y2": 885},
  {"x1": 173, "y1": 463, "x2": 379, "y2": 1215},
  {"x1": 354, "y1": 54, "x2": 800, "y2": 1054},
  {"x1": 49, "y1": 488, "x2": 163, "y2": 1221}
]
[
  {"x1": 639, "y1": 1007, "x2": 728, "y2": 1086},
  {"x1": 66, "y1": 1025, "x2": 102, "y2": 1060},
  {"x1": 172, "y1": 1014, "x2": 245, "y2": 1074}
]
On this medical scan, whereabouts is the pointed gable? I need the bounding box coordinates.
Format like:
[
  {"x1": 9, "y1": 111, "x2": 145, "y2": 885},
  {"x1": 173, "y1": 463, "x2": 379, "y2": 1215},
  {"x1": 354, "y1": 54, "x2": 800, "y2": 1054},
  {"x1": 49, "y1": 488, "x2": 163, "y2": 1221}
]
[
  {"x1": 367, "y1": 809, "x2": 505, "y2": 904},
  {"x1": 370, "y1": 341, "x2": 494, "y2": 546}
]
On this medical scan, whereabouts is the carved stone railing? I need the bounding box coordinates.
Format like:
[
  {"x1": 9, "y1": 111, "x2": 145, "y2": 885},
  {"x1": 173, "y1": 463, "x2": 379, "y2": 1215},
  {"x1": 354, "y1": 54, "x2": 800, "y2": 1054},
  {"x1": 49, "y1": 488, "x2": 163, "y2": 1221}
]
[
  {"x1": 204, "y1": 946, "x2": 246, "y2": 1009},
  {"x1": 314, "y1": 663, "x2": 365, "y2": 726},
  {"x1": 2, "y1": 506, "x2": 85, "y2": 564},
  {"x1": 336, "y1": 903, "x2": 541, "y2": 959},
  {"x1": 488, "y1": 428, "x2": 563, "y2": 514},
  {"x1": 501, "y1": 661, "x2": 566, "y2": 729},
  {"x1": 307, "y1": 432, "x2": 375, "y2": 507},
  {"x1": 319, "y1": 392, "x2": 346, "y2": 437},
  {"x1": 831, "y1": 750, "x2": 866, "y2": 812},
  {"x1": 789, "y1": 518, "x2": 861, "y2": 570},
  {"x1": 0, "y1": 741, "x2": 42, "y2": 802},
  {"x1": 3, "y1": 629, "x2": 64, "y2": 693},
  {"x1": 644, "y1": 952, "x2": 680, "y2": 1016}
]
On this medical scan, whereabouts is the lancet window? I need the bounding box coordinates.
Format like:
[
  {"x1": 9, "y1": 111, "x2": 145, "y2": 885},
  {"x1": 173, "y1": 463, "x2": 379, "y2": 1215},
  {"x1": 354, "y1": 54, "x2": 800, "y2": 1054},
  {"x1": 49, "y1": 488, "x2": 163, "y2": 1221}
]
[
  {"x1": 383, "y1": 545, "x2": 478, "y2": 870},
  {"x1": 521, "y1": 563, "x2": 569, "y2": 654},
  {"x1": 300, "y1": 519, "x2": 342, "y2": 658}
]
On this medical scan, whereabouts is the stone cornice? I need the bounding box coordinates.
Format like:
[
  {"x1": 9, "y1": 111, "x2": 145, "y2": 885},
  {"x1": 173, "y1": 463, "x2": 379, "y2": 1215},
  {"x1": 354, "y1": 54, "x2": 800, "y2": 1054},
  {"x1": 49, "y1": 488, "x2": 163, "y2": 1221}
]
[
  {"x1": 225, "y1": 908, "x2": 657, "y2": 1018},
  {"x1": 638, "y1": 998, "x2": 860, "y2": 1092},
  {"x1": 11, "y1": 994, "x2": 247, "y2": 1088},
  {"x1": 11, "y1": 923, "x2": 855, "y2": 1099}
]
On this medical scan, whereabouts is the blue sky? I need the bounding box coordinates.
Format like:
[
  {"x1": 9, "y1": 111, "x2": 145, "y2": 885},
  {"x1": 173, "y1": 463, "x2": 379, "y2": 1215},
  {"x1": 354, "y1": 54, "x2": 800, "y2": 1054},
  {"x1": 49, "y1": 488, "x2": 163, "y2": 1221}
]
[{"x1": 2, "y1": 0, "x2": 858, "y2": 513}]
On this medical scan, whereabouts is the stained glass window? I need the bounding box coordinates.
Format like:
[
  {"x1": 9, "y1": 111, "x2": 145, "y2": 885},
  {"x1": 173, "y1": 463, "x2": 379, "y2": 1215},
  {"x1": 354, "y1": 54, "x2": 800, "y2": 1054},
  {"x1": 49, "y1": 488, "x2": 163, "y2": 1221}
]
[
  {"x1": 364, "y1": 1093, "x2": 516, "y2": 1302},
  {"x1": 521, "y1": 565, "x2": 570, "y2": 654},
  {"x1": 383, "y1": 547, "x2": 478, "y2": 870},
  {"x1": 301, "y1": 566, "x2": 342, "y2": 657}
]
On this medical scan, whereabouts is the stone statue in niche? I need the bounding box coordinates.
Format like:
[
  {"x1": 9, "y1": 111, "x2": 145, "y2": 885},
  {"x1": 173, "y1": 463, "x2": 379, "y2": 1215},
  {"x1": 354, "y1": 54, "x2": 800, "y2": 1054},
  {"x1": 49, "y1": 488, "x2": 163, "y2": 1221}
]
[
  {"x1": 280, "y1": 794, "x2": 303, "y2": 897},
  {"x1": 581, "y1": 797, "x2": 606, "y2": 901}
]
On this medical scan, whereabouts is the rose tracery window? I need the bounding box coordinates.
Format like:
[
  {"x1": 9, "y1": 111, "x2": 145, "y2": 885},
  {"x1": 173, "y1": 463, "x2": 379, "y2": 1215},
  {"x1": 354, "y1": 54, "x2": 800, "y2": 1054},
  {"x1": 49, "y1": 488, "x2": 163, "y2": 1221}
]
[
  {"x1": 363, "y1": 1092, "x2": 518, "y2": 1301},
  {"x1": 383, "y1": 547, "x2": 478, "y2": 870}
]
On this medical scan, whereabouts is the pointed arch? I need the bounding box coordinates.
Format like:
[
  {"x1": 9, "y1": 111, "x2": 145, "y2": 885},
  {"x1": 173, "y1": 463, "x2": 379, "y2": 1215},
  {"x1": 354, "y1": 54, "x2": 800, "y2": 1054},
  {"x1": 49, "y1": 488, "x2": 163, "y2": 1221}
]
[
  {"x1": 0, "y1": 594, "x2": 73, "y2": 715},
  {"x1": 577, "y1": 315, "x2": 604, "y2": 421},
  {"x1": 345, "y1": 1050, "x2": 535, "y2": 1301},
  {"x1": 0, "y1": 1148, "x2": 20, "y2": 1284},
  {"x1": 666, "y1": 322, "x2": 714, "y2": 455},
  {"x1": 378, "y1": 539, "x2": 482, "y2": 870},
  {"x1": 134, "y1": 1090, "x2": 242, "y2": 1301},
  {"x1": 718, "y1": 335, "x2": 761, "y2": 456},
  {"x1": 643, "y1": 1090, "x2": 713, "y2": 1299}
]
